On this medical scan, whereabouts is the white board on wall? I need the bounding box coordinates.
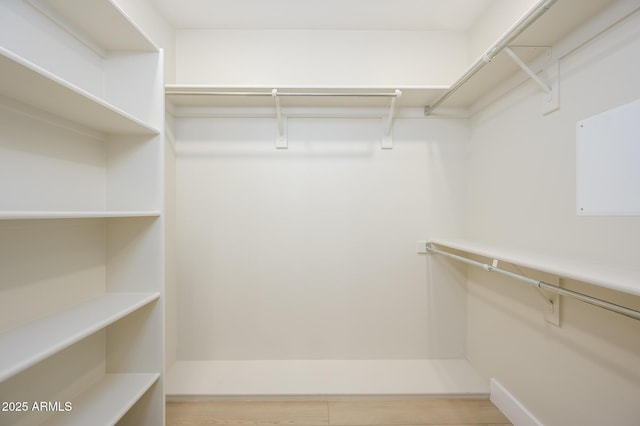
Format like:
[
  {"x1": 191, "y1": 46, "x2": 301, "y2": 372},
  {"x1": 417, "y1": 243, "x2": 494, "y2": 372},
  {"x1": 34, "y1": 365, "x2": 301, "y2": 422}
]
[{"x1": 576, "y1": 98, "x2": 640, "y2": 216}]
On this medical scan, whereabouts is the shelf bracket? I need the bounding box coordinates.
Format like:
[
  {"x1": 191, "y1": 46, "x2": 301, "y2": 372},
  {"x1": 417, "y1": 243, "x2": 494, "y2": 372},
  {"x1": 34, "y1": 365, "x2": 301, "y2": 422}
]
[
  {"x1": 272, "y1": 89, "x2": 287, "y2": 149},
  {"x1": 537, "y1": 281, "x2": 560, "y2": 327},
  {"x1": 504, "y1": 47, "x2": 559, "y2": 115},
  {"x1": 505, "y1": 47, "x2": 551, "y2": 96},
  {"x1": 508, "y1": 262, "x2": 560, "y2": 327},
  {"x1": 382, "y1": 89, "x2": 401, "y2": 149}
]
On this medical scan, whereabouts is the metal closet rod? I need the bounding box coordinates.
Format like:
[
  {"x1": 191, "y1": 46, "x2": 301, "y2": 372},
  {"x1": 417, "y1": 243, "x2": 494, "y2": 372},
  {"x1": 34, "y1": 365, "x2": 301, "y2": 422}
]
[
  {"x1": 168, "y1": 90, "x2": 402, "y2": 97},
  {"x1": 426, "y1": 244, "x2": 640, "y2": 322},
  {"x1": 424, "y1": 0, "x2": 558, "y2": 115}
]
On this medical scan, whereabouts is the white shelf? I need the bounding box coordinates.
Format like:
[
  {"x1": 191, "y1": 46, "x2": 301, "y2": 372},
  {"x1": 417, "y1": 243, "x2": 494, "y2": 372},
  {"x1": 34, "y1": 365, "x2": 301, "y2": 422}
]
[
  {"x1": 166, "y1": 85, "x2": 447, "y2": 109},
  {"x1": 34, "y1": 0, "x2": 157, "y2": 52},
  {"x1": 166, "y1": 359, "x2": 488, "y2": 396},
  {"x1": 429, "y1": 238, "x2": 640, "y2": 297},
  {"x1": 0, "y1": 48, "x2": 160, "y2": 135},
  {"x1": 0, "y1": 292, "x2": 160, "y2": 382},
  {"x1": 48, "y1": 373, "x2": 159, "y2": 426},
  {"x1": 0, "y1": 211, "x2": 161, "y2": 220},
  {"x1": 436, "y1": 0, "x2": 619, "y2": 110},
  {"x1": 1, "y1": 1, "x2": 165, "y2": 423}
]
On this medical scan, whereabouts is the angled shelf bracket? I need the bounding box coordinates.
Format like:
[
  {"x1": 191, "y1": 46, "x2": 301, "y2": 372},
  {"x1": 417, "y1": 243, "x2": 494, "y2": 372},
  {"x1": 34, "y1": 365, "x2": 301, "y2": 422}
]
[
  {"x1": 504, "y1": 47, "x2": 551, "y2": 96},
  {"x1": 490, "y1": 258, "x2": 560, "y2": 326},
  {"x1": 272, "y1": 89, "x2": 287, "y2": 149},
  {"x1": 382, "y1": 89, "x2": 402, "y2": 149},
  {"x1": 423, "y1": 0, "x2": 558, "y2": 116},
  {"x1": 504, "y1": 47, "x2": 559, "y2": 115}
]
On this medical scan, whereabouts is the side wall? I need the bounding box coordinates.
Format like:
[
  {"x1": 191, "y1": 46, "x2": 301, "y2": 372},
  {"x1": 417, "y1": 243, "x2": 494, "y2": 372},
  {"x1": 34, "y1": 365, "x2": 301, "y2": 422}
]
[
  {"x1": 174, "y1": 113, "x2": 469, "y2": 360},
  {"x1": 466, "y1": 4, "x2": 640, "y2": 425}
]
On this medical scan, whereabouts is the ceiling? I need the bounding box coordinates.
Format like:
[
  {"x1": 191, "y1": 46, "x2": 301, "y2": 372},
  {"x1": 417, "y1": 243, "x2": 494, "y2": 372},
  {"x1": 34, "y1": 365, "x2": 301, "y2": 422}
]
[{"x1": 148, "y1": 0, "x2": 496, "y2": 31}]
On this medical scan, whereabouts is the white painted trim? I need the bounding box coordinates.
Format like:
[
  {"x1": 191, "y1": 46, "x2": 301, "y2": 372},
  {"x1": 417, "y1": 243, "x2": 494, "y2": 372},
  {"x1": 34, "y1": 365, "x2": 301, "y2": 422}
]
[
  {"x1": 490, "y1": 378, "x2": 543, "y2": 426},
  {"x1": 166, "y1": 360, "x2": 489, "y2": 396},
  {"x1": 167, "y1": 394, "x2": 493, "y2": 403}
]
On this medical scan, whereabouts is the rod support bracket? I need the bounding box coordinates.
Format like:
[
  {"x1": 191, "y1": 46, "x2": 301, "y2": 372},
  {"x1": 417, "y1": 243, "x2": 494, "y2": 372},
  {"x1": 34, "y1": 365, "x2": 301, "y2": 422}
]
[
  {"x1": 382, "y1": 89, "x2": 402, "y2": 149},
  {"x1": 272, "y1": 89, "x2": 288, "y2": 149},
  {"x1": 540, "y1": 287, "x2": 561, "y2": 327},
  {"x1": 533, "y1": 277, "x2": 560, "y2": 326}
]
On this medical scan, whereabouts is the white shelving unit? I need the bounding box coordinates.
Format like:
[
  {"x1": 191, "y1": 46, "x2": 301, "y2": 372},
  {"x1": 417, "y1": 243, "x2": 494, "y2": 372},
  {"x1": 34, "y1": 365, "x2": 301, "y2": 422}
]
[{"x1": 0, "y1": 0, "x2": 164, "y2": 425}]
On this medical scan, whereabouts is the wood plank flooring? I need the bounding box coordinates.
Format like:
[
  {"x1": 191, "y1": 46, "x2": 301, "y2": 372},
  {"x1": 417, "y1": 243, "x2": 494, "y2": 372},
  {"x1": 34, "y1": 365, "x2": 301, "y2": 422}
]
[{"x1": 166, "y1": 398, "x2": 512, "y2": 426}]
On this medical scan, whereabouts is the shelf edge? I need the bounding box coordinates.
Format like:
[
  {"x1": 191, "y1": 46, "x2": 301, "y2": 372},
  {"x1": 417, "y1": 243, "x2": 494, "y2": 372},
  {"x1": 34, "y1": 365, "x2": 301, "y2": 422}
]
[
  {"x1": 429, "y1": 238, "x2": 640, "y2": 297},
  {"x1": 0, "y1": 211, "x2": 161, "y2": 220},
  {"x1": 0, "y1": 292, "x2": 160, "y2": 382},
  {"x1": 0, "y1": 47, "x2": 160, "y2": 136}
]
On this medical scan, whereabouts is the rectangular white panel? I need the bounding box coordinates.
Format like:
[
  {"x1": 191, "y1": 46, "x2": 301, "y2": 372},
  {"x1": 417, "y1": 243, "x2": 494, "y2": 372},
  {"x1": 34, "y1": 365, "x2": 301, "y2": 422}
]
[{"x1": 577, "y1": 98, "x2": 640, "y2": 215}]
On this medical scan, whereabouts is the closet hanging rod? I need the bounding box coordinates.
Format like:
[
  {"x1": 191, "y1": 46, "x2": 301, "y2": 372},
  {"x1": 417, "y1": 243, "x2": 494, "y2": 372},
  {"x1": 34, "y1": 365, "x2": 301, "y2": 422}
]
[
  {"x1": 274, "y1": 92, "x2": 400, "y2": 97},
  {"x1": 426, "y1": 243, "x2": 640, "y2": 322},
  {"x1": 167, "y1": 90, "x2": 401, "y2": 98},
  {"x1": 424, "y1": 0, "x2": 557, "y2": 116}
]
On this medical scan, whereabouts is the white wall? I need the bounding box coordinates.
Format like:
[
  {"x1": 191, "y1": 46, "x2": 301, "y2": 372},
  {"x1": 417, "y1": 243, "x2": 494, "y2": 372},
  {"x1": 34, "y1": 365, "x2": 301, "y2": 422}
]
[
  {"x1": 467, "y1": 0, "x2": 535, "y2": 61},
  {"x1": 175, "y1": 30, "x2": 468, "y2": 87},
  {"x1": 466, "y1": 4, "x2": 640, "y2": 425},
  {"x1": 174, "y1": 113, "x2": 469, "y2": 360}
]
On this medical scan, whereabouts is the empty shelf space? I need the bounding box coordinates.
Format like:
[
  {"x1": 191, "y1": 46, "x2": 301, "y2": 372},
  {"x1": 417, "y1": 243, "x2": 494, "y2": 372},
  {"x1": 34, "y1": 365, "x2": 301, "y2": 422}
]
[
  {"x1": 33, "y1": 0, "x2": 157, "y2": 52},
  {"x1": 0, "y1": 292, "x2": 160, "y2": 382},
  {"x1": 166, "y1": 359, "x2": 489, "y2": 397},
  {"x1": 47, "y1": 373, "x2": 160, "y2": 426},
  {"x1": 0, "y1": 210, "x2": 161, "y2": 220},
  {"x1": 429, "y1": 238, "x2": 640, "y2": 297},
  {"x1": 0, "y1": 48, "x2": 160, "y2": 136}
]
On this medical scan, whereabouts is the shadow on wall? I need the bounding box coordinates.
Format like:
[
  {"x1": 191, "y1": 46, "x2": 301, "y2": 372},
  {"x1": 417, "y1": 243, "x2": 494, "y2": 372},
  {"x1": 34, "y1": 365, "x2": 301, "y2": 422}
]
[{"x1": 467, "y1": 267, "x2": 640, "y2": 385}]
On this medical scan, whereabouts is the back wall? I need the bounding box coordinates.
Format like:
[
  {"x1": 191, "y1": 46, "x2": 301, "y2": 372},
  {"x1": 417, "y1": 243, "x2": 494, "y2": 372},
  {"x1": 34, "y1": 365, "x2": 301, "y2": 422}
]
[{"x1": 174, "y1": 113, "x2": 469, "y2": 360}]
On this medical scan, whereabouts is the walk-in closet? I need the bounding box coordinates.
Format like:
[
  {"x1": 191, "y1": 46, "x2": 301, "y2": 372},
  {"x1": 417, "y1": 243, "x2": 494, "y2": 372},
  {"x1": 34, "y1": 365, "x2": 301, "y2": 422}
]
[{"x1": 1, "y1": 1, "x2": 639, "y2": 425}]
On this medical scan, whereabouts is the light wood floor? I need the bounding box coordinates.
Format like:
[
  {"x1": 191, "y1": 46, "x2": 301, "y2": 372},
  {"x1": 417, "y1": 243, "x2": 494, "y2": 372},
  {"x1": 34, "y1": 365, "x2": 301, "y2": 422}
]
[{"x1": 166, "y1": 398, "x2": 512, "y2": 426}]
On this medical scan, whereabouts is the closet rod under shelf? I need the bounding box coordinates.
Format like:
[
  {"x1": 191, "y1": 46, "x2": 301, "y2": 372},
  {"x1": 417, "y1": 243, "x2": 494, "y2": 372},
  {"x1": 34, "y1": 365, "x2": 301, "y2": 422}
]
[
  {"x1": 424, "y1": 0, "x2": 557, "y2": 115},
  {"x1": 166, "y1": 90, "x2": 402, "y2": 98},
  {"x1": 426, "y1": 243, "x2": 640, "y2": 321}
]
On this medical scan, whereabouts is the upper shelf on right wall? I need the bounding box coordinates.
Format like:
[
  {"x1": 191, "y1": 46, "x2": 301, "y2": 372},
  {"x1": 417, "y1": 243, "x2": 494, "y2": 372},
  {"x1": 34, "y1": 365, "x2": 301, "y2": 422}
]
[{"x1": 426, "y1": 0, "x2": 619, "y2": 115}]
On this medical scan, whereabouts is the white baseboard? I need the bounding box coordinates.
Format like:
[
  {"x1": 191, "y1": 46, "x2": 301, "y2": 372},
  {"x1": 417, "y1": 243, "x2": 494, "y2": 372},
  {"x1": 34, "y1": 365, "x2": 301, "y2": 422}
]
[
  {"x1": 490, "y1": 378, "x2": 543, "y2": 426},
  {"x1": 165, "y1": 359, "x2": 490, "y2": 396}
]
